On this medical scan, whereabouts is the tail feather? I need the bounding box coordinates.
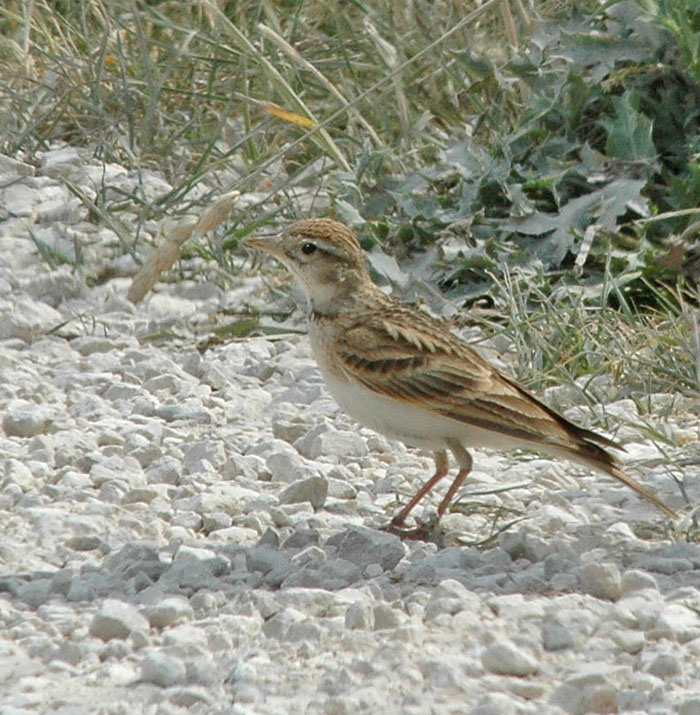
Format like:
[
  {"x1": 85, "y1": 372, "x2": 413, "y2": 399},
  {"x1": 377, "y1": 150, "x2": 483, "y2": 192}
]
[
  {"x1": 569, "y1": 435, "x2": 678, "y2": 520},
  {"x1": 546, "y1": 408, "x2": 677, "y2": 520},
  {"x1": 605, "y1": 462, "x2": 678, "y2": 520}
]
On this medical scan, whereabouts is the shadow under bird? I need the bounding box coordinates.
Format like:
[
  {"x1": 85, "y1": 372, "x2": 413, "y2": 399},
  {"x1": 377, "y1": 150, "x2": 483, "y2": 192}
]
[{"x1": 245, "y1": 218, "x2": 678, "y2": 534}]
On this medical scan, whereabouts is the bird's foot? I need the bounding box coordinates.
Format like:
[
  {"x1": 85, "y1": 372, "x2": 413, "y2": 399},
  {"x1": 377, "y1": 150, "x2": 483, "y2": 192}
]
[{"x1": 380, "y1": 514, "x2": 441, "y2": 542}]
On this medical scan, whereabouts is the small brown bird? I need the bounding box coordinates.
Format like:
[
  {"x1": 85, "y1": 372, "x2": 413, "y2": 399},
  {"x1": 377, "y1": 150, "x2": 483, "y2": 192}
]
[{"x1": 245, "y1": 218, "x2": 677, "y2": 532}]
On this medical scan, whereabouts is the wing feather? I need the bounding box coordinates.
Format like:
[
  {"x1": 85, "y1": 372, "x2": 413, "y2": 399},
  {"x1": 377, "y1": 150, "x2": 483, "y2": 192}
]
[
  {"x1": 335, "y1": 309, "x2": 616, "y2": 452},
  {"x1": 324, "y1": 298, "x2": 677, "y2": 519}
]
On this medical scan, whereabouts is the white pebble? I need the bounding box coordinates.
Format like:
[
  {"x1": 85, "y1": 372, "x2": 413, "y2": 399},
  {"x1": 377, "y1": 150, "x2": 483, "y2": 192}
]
[
  {"x1": 89, "y1": 599, "x2": 149, "y2": 642},
  {"x1": 481, "y1": 640, "x2": 539, "y2": 676},
  {"x1": 140, "y1": 652, "x2": 186, "y2": 687}
]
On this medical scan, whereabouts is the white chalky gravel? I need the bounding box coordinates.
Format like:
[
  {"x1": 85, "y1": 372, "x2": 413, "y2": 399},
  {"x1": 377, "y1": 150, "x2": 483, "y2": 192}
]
[{"x1": 0, "y1": 149, "x2": 698, "y2": 714}]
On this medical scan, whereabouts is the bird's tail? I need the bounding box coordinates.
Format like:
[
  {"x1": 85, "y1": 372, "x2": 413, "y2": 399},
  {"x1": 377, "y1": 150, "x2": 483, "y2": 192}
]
[
  {"x1": 605, "y1": 462, "x2": 678, "y2": 520},
  {"x1": 544, "y1": 410, "x2": 679, "y2": 520}
]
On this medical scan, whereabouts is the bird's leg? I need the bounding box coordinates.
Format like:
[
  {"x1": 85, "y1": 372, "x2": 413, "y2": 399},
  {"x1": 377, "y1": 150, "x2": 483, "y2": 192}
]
[
  {"x1": 390, "y1": 450, "x2": 450, "y2": 528},
  {"x1": 437, "y1": 440, "x2": 473, "y2": 517}
]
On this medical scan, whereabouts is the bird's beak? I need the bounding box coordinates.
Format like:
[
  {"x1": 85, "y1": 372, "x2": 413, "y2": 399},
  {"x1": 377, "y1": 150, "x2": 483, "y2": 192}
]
[{"x1": 242, "y1": 234, "x2": 284, "y2": 258}]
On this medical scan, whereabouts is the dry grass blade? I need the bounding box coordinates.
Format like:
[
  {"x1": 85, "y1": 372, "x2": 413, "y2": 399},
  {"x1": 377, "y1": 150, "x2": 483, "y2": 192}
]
[
  {"x1": 363, "y1": 18, "x2": 409, "y2": 143},
  {"x1": 574, "y1": 224, "x2": 597, "y2": 277},
  {"x1": 206, "y1": 7, "x2": 351, "y2": 172},
  {"x1": 233, "y1": 92, "x2": 316, "y2": 129},
  {"x1": 122, "y1": 0, "x2": 506, "y2": 303},
  {"x1": 500, "y1": 0, "x2": 519, "y2": 48},
  {"x1": 256, "y1": 23, "x2": 382, "y2": 147},
  {"x1": 127, "y1": 191, "x2": 239, "y2": 304}
]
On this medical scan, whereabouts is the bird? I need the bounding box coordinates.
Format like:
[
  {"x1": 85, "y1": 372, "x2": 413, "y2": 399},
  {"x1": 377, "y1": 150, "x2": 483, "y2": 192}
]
[{"x1": 244, "y1": 218, "x2": 678, "y2": 534}]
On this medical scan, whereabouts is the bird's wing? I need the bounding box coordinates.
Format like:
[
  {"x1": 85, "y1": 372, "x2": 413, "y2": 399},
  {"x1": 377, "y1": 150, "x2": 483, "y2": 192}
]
[
  {"x1": 334, "y1": 309, "x2": 679, "y2": 520},
  {"x1": 335, "y1": 309, "x2": 618, "y2": 452}
]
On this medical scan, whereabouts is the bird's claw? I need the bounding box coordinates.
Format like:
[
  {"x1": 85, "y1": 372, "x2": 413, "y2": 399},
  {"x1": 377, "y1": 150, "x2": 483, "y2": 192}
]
[{"x1": 380, "y1": 514, "x2": 441, "y2": 541}]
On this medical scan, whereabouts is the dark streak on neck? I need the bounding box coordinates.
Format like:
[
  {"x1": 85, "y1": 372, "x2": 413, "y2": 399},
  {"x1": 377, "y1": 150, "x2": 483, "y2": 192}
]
[{"x1": 310, "y1": 309, "x2": 339, "y2": 321}]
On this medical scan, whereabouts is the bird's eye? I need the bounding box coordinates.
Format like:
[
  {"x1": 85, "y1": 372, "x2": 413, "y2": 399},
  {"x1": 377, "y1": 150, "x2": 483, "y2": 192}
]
[{"x1": 301, "y1": 242, "x2": 317, "y2": 255}]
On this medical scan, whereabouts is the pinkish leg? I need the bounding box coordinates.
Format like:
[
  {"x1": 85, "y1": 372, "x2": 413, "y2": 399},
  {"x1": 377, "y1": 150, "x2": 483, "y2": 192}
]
[
  {"x1": 437, "y1": 440, "x2": 473, "y2": 516},
  {"x1": 390, "y1": 450, "x2": 449, "y2": 527}
]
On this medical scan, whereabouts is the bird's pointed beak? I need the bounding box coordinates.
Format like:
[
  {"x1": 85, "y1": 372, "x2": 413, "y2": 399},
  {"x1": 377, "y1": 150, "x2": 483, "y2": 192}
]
[{"x1": 242, "y1": 233, "x2": 285, "y2": 258}]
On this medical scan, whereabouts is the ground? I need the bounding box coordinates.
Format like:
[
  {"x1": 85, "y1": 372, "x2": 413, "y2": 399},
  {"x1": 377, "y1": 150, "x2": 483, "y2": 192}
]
[{"x1": 0, "y1": 148, "x2": 699, "y2": 714}]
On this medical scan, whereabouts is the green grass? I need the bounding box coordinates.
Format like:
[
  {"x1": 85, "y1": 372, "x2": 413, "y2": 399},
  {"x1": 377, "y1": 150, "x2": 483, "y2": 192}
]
[
  {"x1": 481, "y1": 267, "x2": 700, "y2": 399},
  {"x1": 2, "y1": 0, "x2": 700, "y2": 402}
]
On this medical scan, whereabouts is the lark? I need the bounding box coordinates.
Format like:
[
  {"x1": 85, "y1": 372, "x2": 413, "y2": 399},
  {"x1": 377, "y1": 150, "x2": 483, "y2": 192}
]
[{"x1": 245, "y1": 218, "x2": 677, "y2": 533}]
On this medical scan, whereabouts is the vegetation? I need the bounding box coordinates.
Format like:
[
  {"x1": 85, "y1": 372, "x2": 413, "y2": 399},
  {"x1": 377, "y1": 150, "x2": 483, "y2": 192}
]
[{"x1": 1, "y1": 0, "x2": 700, "y2": 401}]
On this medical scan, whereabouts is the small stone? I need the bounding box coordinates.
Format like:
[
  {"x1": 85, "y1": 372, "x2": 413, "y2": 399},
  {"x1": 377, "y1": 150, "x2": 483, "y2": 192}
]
[
  {"x1": 327, "y1": 476, "x2": 358, "y2": 499},
  {"x1": 418, "y1": 656, "x2": 462, "y2": 689},
  {"x1": 52, "y1": 641, "x2": 83, "y2": 667},
  {"x1": 364, "y1": 563, "x2": 383, "y2": 579},
  {"x1": 182, "y1": 440, "x2": 225, "y2": 473},
  {"x1": 290, "y1": 545, "x2": 325, "y2": 567},
  {"x1": 262, "y1": 608, "x2": 306, "y2": 640},
  {"x1": 164, "y1": 545, "x2": 228, "y2": 588},
  {"x1": 202, "y1": 511, "x2": 232, "y2": 533},
  {"x1": 162, "y1": 624, "x2": 208, "y2": 650},
  {"x1": 542, "y1": 617, "x2": 574, "y2": 651},
  {"x1": 281, "y1": 528, "x2": 320, "y2": 550},
  {"x1": 50, "y1": 568, "x2": 74, "y2": 596},
  {"x1": 581, "y1": 684, "x2": 618, "y2": 714},
  {"x1": 286, "y1": 620, "x2": 322, "y2": 643},
  {"x1": 471, "y1": 693, "x2": 518, "y2": 715},
  {"x1": 647, "y1": 652, "x2": 680, "y2": 678},
  {"x1": 652, "y1": 603, "x2": 700, "y2": 642},
  {"x1": 345, "y1": 601, "x2": 374, "y2": 630},
  {"x1": 168, "y1": 686, "x2": 213, "y2": 707},
  {"x1": 278, "y1": 476, "x2": 328, "y2": 510},
  {"x1": 127, "y1": 443, "x2": 162, "y2": 469},
  {"x1": 171, "y1": 511, "x2": 203, "y2": 531},
  {"x1": 24, "y1": 268, "x2": 84, "y2": 307},
  {"x1": 2, "y1": 400, "x2": 53, "y2": 438},
  {"x1": 145, "y1": 597, "x2": 194, "y2": 629},
  {"x1": 257, "y1": 528, "x2": 281, "y2": 548},
  {"x1": 581, "y1": 562, "x2": 621, "y2": 601},
  {"x1": 616, "y1": 687, "x2": 647, "y2": 713},
  {"x1": 65, "y1": 535, "x2": 103, "y2": 552},
  {"x1": 333, "y1": 527, "x2": 405, "y2": 571},
  {"x1": 295, "y1": 426, "x2": 368, "y2": 460},
  {"x1": 184, "y1": 656, "x2": 218, "y2": 686},
  {"x1": 612, "y1": 629, "x2": 645, "y2": 654},
  {"x1": 121, "y1": 487, "x2": 160, "y2": 505},
  {"x1": 272, "y1": 418, "x2": 309, "y2": 444},
  {"x1": 265, "y1": 449, "x2": 306, "y2": 483},
  {"x1": 140, "y1": 652, "x2": 186, "y2": 687},
  {"x1": 0, "y1": 297, "x2": 63, "y2": 341},
  {"x1": 246, "y1": 547, "x2": 290, "y2": 575},
  {"x1": 499, "y1": 531, "x2": 549, "y2": 562},
  {"x1": 433, "y1": 578, "x2": 479, "y2": 602},
  {"x1": 424, "y1": 598, "x2": 466, "y2": 621},
  {"x1": 71, "y1": 336, "x2": 121, "y2": 355},
  {"x1": 40, "y1": 146, "x2": 81, "y2": 174},
  {"x1": 634, "y1": 556, "x2": 694, "y2": 575},
  {"x1": 90, "y1": 599, "x2": 149, "y2": 641},
  {"x1": 0, "y1": 152, "x2": 35, "y2": 175},
  {"x1": 373, "y1": 603, "x2": 404, "y2": 630},
  {"x1": 66, "y1": 577, "x2": 95, "y2": 602},
  {"x1": 621, "y1": 569, "x2": 658, "y2": 594},
  {"x1": 18, "y1": 579, "x2": 52, "y2": 609},
  {"x1": 2, "y1": 458, "x2": 36, "y2": 491},
  {"x1": 145, "y1": 456, "x2": 181, "y2": 485},
  {"x1": 481, "y1": 640, "x2": 539, "y2": 676}
]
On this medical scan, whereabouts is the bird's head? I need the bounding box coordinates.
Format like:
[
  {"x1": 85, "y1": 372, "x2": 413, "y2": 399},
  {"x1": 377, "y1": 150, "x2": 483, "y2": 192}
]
[{"x1": 244, "y1": 218, "x2": 371, "y2": 314}]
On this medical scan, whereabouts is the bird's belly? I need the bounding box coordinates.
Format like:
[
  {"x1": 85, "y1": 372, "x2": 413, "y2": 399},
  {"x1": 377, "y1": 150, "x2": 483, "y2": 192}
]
[{"x1": 321, "y1": 370, "x2": 483, "y2": 451}]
